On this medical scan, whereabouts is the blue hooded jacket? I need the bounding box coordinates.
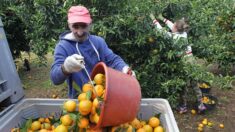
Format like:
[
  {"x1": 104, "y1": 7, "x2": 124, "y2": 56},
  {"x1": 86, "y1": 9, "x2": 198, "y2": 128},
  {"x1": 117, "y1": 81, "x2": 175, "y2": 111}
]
[{"x1": 50, "y1": 31, "x2": 128, "y2": 98}]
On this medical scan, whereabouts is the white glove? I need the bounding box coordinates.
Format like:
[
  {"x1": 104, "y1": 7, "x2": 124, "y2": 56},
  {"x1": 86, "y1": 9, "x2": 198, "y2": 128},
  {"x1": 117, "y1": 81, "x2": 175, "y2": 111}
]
[
  {"x1": 63, "y1": 54, "x2": 84, "y2": 73},
  {"x1": 122, "y1": 66, "x2": 136, "y2": 78}
]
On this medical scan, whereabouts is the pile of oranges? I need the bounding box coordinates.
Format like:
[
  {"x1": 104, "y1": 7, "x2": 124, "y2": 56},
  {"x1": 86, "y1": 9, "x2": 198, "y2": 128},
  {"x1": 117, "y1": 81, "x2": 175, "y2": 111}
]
[
  {"x1": 111, "y1": 116, "x2": 164, "y2": 132},
  {"x1": 201, "y1": 96, "x2": 215, "y2": 105},
  {"x1": 11, "y1": 73, "x2": 165, "y2": 132}
]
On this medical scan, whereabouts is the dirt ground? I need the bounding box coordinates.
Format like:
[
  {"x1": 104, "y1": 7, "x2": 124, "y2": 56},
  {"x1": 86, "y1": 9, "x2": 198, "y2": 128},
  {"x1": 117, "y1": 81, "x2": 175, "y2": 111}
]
[{"x1": 18, "y1": 54, "x2": 234, "y2": 132}]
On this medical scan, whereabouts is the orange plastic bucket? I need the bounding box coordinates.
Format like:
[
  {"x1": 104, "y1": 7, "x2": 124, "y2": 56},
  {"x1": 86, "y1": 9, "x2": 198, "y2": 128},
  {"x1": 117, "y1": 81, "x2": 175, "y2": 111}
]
[{"x1": 90, "y1": 62, "x2": 141, "y2": 129}]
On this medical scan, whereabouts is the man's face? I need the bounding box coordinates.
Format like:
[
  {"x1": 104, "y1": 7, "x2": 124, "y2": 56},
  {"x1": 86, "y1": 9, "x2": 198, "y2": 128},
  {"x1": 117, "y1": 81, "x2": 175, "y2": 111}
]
[{"x1": 69, "y1": 22, "x2": 89, "y2": 38}]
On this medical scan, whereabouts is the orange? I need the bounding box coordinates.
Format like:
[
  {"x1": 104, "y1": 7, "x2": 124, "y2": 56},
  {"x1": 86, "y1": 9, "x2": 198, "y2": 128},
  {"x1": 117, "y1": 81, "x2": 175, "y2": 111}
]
[
  {"x1": 101, "y1": 90, "x2": 106, "y2": 99},
  {"x1": 154, "y1": 126, "x2": 164, "y2": 132},
  {"x1": 63, "y1": 100, "x2": 77, "y2": 112},
  {"x1": 91, "y1": 105, "x2": 96, "y2": 115},
  {"x1": 38, "y1": 117, "x2": 45, "y2": 123},
  {"x1": 60, "y1": 114, "x2": 73, "y2": 126},
  {"x1": 131, "y1": 118, "x2": 142, "y2": 129},
  {"x1": 93, "y1": 98, "x2": 99, "y2": 108},
  {"x1": 55, "y1": 125, "x2": 68, "y2": 132},
  {"x1": 93, "y1": 113, "x2": 100, "y2": 124},
  {"x1": 219, "y1": 124, "x2": 224, "y2": 128},
  {"x1": 143, "y1": 124, "x2": 153, "y2": 132},
  {"x1": 89, "y1": 114, "x2": 95, "y2": 123},
  {"x1": 31, "y1": 121, "x2": 41, "y2": 131},
  {"x1": 41, "y1": 123, "x2": 51, "y2": 130},
  {"x1": 197, "y1": 126, "x2": 203, "y2": 132},
  {"x1": 111, "y1": 126, "x2": 119, "y2": 132},
  {"x1": 82, "y1": 83, "x2": 93, "y2": 92},
  {"x1": 191, "y1": 109, "x2": 196, "y2": 115},
  {"x1": 141, "y1": 121, "x2": 147, "y2": 126},
  {"x1": 127, "y1": 125, "x2": 134, "y2": 132},
  {"x1": 149, "y1": 117, "x2": 160, "y2": 128},
  {"x1": 78, "y1": 100, "x2": 92, "y2": 115},
  {"x1": 198, "y1": 123, "x2": 204, "y2": 128},
  {"x1": 87, "y1": 128, "x2": 103, "y2": 132},
  {"x1": 94, "y1": 74, "x2": 105, "y2": 85},
  {"x1": 39, "y1": 129, "x2": 48, "y2": 132},
  {"x1": 78, "y1": 93, "x2": 87, "y2": 101},
  {"x1": 10, "y1": 128, "x2": 20, "y2": 132},
  {"x1": 44, "y1": 118, "x2": 50, "y2": 123},
  {"x1": 78, "y1": 118, "x2": 89, "y2": 128},
  {"x1": 27, "y1": 129, "x2": 33, "y2": 132},
  {"x1": 148, "y1": 37, "x2": 155, "y2": 43},
  {"x1": 137, "y1": 128, "x2": 145, "y2": 132},
  {"x1": 51, "y1": 125, "x2": 55, "y2": 130},
  {"x1": 202, "y1": 119, "x2": 208, "y2": 125},
  {"x1": 207, "y1": 122, "x2": 213, "y2": 127},
  {"x1": 94, "y1": 85, "x2": 105, "y2": 97}
]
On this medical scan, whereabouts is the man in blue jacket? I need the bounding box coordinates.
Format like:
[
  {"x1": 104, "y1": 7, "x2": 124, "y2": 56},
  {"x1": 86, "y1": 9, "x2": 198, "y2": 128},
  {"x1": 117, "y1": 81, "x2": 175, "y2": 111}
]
[{"x1": 50, "y1": 6, "x2": 135, "y2": 98}]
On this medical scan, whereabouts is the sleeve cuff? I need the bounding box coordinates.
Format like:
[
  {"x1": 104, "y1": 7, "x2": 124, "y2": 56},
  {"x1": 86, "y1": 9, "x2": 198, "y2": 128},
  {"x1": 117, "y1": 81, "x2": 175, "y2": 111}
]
[
  {"x1": 153, "y1": 19, "x2": 158, "y2": 25},
  {"x1": 163, "y1": 18, "x2": 168, "y2": 23}
]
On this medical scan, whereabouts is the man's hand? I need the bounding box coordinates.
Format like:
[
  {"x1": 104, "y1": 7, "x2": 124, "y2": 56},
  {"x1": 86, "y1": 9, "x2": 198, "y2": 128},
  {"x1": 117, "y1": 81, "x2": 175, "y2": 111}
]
[
  {"x1": 122, "y1": 66, "x2": 136, "y2": 78},
  {"x1": 62, "y1": 54, "x2": 84, "y2": 74}
]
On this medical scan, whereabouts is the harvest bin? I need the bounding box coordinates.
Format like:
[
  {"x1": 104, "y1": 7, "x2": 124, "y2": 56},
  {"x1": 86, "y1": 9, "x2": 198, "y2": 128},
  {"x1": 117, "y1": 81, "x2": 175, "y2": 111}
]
[
  {"x1": 0, "y1": 99, "x2": 179, "y2": 132},
  {"x1": 0, "y1": 17, "x2": 179, "y2": 132}
]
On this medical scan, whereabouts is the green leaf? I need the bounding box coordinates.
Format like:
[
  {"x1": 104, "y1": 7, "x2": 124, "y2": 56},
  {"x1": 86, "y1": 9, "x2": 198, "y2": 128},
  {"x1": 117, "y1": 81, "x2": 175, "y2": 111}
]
[
  {"x1": 73, "y1": 81, "x2": 81, "y2": 93},
  {"x1": 86, "y1": 90, "x2": 92, "y2": 100}
]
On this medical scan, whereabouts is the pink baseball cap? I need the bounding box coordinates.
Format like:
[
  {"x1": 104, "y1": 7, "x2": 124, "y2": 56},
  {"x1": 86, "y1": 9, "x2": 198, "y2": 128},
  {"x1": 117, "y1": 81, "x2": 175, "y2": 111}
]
[{"x1": 68, "y1": 6, "x2": 92, "y2": 24}]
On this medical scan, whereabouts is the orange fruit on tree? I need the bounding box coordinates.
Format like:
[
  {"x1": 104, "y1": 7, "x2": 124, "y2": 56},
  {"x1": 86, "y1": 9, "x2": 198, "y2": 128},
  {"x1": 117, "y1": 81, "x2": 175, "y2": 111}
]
[
  {"x1": 60, "y1": 114, "x2": 73, "y2": 126},
  {"x1": 154, "y1": 126, "x2": 164, "y2": 132},
  {"x1": 131, "y1": 118, "x2": 142, "y2": 129},
  {"x1": 78, "y1": 93, "x2": 87, "y2": 101},
  {"x1": 94, "y1": 73, "x2": 105, "y2": 85},
  {"x1": 78, "y1": 117, "x2": 89, "y2": 128},
  {"x1": 78, "y1": 100, "x2": 92, "y2": 115},
  {"x1": 63, "y1": 100, "x2": 77, "y2": 112},
  {"x1": 143, "y1": 124, "x2": 153, "y2": 132},
  {"x1": 31, "y1": 121, "x2": 41, "y2": 131},
  {"x1": 55, "y1": 124, "x2": 68, "y2": 132},
  {"x1": 94, "y1": 85, "x2": 105, "y2": 97},
  {"x1": 149, "y1": 117, "x2": 160, "y2": 128},
  {"x1": 148, "y1": 37, "x2": 155, "y2": 43},
  {"x1": 82, "y1": 83, "x2": 93, "y2": 92}
]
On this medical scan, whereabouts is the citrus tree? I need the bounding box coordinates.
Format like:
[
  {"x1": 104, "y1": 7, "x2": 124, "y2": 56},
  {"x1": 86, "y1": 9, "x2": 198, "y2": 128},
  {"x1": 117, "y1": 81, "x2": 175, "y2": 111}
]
[{"x1": 1, "y1": 0, "x2": 234, "y2": 107}]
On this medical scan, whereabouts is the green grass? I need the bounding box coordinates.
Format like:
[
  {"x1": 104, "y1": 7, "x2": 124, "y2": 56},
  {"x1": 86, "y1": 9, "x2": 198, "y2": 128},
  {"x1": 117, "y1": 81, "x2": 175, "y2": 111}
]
[{"x1": 17, "y1": 52, "x2": 67, "y2": 98}]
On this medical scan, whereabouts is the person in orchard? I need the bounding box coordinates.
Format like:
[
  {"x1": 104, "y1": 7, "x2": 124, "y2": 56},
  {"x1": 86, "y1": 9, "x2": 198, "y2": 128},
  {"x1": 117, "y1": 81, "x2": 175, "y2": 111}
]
[
  {"x1": 149, "y1": 13, "x2": 206, "y2": 113},
  {"x1": 50, "y1": 5, "x2": 135, "y2": 98}
]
